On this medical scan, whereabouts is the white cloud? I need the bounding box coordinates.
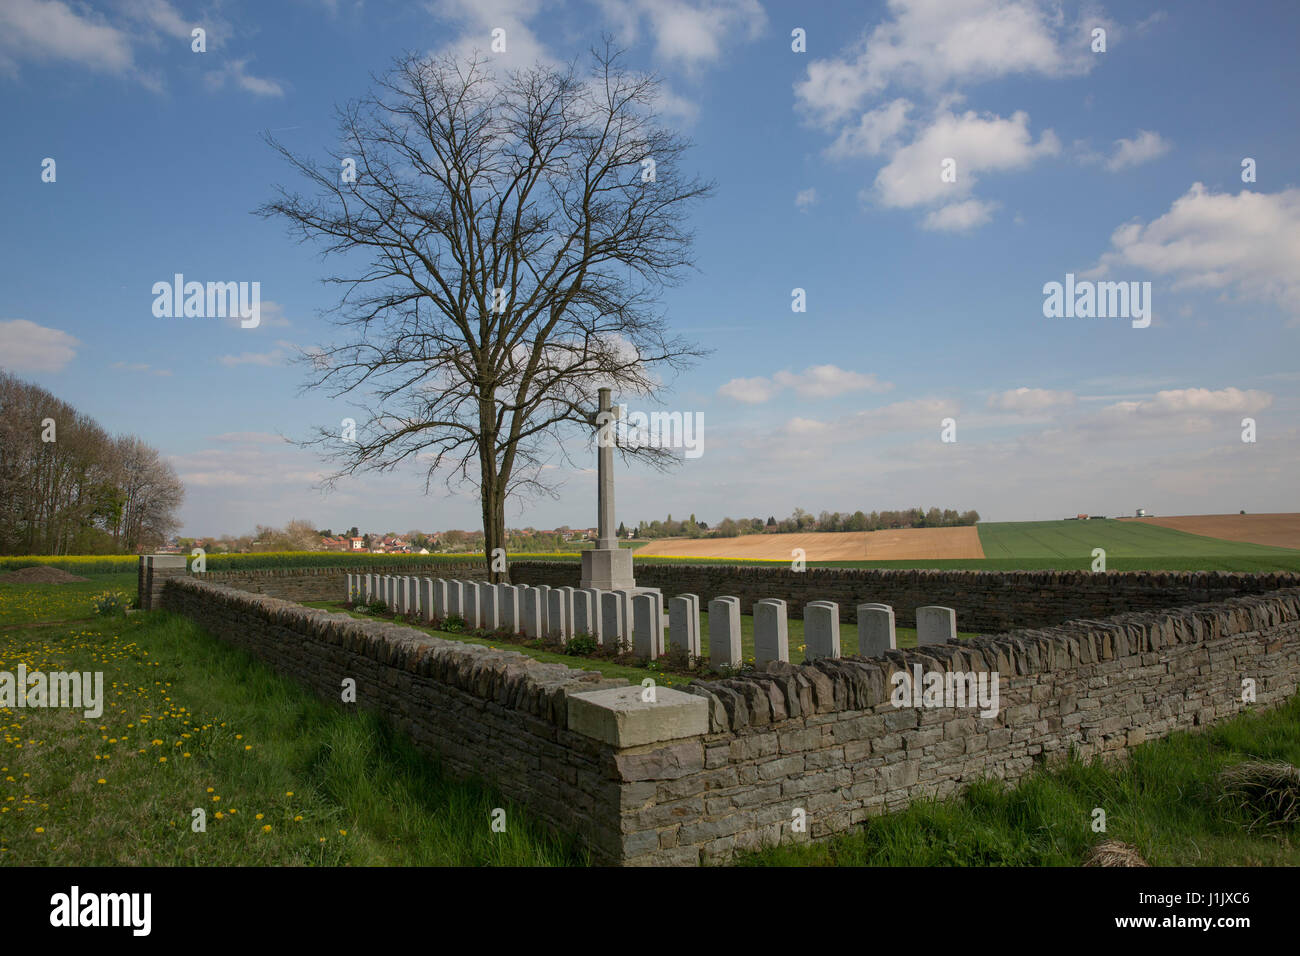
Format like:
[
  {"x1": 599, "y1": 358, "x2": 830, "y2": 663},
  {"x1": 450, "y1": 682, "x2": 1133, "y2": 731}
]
[
  {"x1": 872, "y1": 107, "x2": 1059, "y2": 209},
  {"x1": 719, "y1": 365, "x2": 892, "y2": 403},
  {"x1": 0, "y1": 319, "x2": 79, "y2": 372},
  {"x1": 773, "y1": 365, "x2": 892, "y2": 398},
  {"x1": 794, "y1": 0, "x2": 1095, "y2": 126},
  {"x1": 1091, "y1": 184, "x2": 1300, "y2": 316},
  {"x1": 593, "y1": 0, "x2": 766, "y2": 70},
  {"x1": 1104, "y1": 129, "x2": 1170, "y2": 171},
  {"x1": 111, "y1": 360, "x2": 173, "y2": 377},
  {"x1": 825, "y1": 98, "x2": 912, "y2": 159},
  {"x1": 718, "y1": 376, "x2": 778, "y2": 404},
  {"x1": 987, "y1": 387, "x2": 1077, "y2": 413},
  {"x1": 795, "y1": 187, "x2": 818, "y2": 210},
  {"x1": 0, "y1": 0, "x2": 135, "y2": 76},
  {"x1": 922, "y1": 198, "x2": 998, "y2": 232},
  {"x1": 777, "y1": 397, "x2": 959, "y2": 445},
  {"x1": 204, "y1": 57, "x2": 284, "y2": 97},
  {"x1": 1076, "y1": 387, "x2": 1273, "y2": 439},
  {"x1": 216, "y1": 346, "x2": 290, "y2": 367}
]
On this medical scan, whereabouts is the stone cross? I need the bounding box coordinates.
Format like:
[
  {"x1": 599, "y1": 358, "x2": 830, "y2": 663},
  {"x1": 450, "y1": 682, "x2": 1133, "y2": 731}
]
[{"x1": 593, "y1": 387, "x2": 620, "y2": 549}]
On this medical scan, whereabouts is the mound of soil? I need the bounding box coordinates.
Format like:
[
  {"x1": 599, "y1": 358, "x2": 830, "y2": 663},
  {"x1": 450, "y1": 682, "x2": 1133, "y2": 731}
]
[{"x1": 0, "y1": 566, "x2": 90, "y2": 584}]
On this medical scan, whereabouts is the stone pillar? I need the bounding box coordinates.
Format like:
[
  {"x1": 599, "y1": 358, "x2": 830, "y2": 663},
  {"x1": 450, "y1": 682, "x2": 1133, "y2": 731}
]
[
  {"x1": 804, "y1": 601, "x2": 841, "y2": 662},
  {"x1": 709, "y1": 596, "x2": 742, "y2": 669},
  {"x1": 138, "y1": 554, "x2": 188, "y2": 611},
  {"x1": 754, "y1": 598, "x2": 789, "y2": 665},
  {"x1": 916, "y1": 606, "x2": 957, "y2": 645},
  {"x1": 580, "y1": 388, "x2": 637, "y2": 591},
  {"x1": 857, "y1": 603, "x2": 896, "y2": 656}
]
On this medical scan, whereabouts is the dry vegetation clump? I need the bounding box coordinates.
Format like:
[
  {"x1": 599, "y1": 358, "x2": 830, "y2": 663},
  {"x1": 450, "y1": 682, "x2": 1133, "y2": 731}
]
[
  {"x1": 1082, "y1": 841, "x2": 1149, "y2": 867},
  {"x1": 1217, "y1": 760, "x2": 1300, "y2": 830}
]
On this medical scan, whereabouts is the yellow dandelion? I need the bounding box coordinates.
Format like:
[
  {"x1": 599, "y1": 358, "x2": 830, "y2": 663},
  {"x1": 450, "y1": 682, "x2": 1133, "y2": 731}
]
[{"x1": 262, "y1": 824, "x2": 272, "y2": 833}]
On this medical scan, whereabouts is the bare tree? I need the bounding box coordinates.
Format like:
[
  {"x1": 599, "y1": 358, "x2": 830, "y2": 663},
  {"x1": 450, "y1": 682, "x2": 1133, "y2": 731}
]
[{"x1": 259, "y1": 43, "x2": 712, "y2": 579}]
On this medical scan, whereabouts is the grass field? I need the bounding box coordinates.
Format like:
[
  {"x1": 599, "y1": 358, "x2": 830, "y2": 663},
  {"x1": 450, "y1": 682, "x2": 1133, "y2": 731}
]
[
  {"x1": 5, "y1": 515, "x2": 1300, "y2": 580},
  {"x1": 977, "y1": 519, "x2": 1300, "y2": 559},
  {"x1": 3, "y1": 577, "x2": 1298, "y2": 866},
  {"x1": 0, "y1": 574, "x2": 584, "y2": 865},
  {"x1": 739, "y1": 694, "x2": 1300, "y2": 866}
]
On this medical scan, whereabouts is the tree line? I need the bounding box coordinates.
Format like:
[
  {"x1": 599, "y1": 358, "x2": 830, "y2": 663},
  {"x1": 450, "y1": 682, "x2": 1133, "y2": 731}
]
[
  {"x1": 629, "y1": 507, "x2": 980, "y2": 539},
  {"x1": 0, "y1": 371, "x2": 184, "y2": 555}
]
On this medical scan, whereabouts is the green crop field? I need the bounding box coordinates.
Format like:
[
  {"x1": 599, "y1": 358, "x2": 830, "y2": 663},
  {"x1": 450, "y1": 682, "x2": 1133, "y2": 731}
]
[{"x1": 977, "y1": 520, "x2": 1299, "y2": 560}]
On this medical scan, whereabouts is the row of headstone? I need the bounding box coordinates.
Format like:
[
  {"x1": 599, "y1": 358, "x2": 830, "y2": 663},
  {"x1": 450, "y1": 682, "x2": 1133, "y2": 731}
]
[
  {"x1": 344, "y1": 574, "x2": 687, "y2": 657},
  {"x1": 711, "y1": 597, "x2": 957, "y2": 667},
  {"x1": 344, "y1": 574, "x2": 956, "y2": 666}
]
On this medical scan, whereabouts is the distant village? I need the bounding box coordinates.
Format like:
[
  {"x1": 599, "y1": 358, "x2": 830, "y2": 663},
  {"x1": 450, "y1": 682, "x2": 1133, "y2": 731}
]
[{"x1": 155, "y1": 524, "x2": 600, "y2": 556}]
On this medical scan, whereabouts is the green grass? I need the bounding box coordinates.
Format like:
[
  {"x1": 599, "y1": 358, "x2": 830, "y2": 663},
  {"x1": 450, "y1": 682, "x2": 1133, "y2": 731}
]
[
  {"x1": 741, "y1": 695, "x2": 1300, "y2": 866},
  {"x1": 978, "y1": 519, "x2": 1300, "y2": 560},
  {"x1": 0, "y1": 581, "x2": 587, "y2": 865},
  {"x1": 3, "y1": 578, "x2": 1299, "y2": 867}
]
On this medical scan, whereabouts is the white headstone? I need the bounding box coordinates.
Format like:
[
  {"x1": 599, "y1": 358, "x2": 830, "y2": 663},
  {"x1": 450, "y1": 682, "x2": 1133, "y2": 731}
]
[
  {"x1": 601, "y1": 591, "x2": 625, "y2": 651},
  {"x1": 461, "y1": 581, "x2": 481, "y2": 628},
  {"x1": 668, "y1": 594, "x2": 700, "y2": 662},
  {"x1": 709, "y1": 596, "x2": 742, "y2": 669},
  {"x1": 804, "y1": 601, "x2": 841, "y2": 662},
  {"x1": 633, "y1": 593, "x2": 659, "y2": 659},
  {"x1": 857, "y1": 603, "x2": 896, "y2": 656},
  {"x1": 754, "y1": 598, "x2": 789, "y2": 665},
  {"x1": 497, "y1": 583, "x2": 520, "y2": 632},
  {"x1": 433, "y1": 579, "x2": 450, "y2": 619},
  {"x1": 522, "y1": 587, "x2": 545, "y2": 639},
  {"x1": 916, "y1": 606, "x2": 957, "y2": 645},
  {"x1": 534, "y1": 584, "x2": 551, "y2": 635},
  {"x1": 573, "y1": 589, "x2": 599, "y2": 640},
  {"x1": 478, "y1": 581, "x2": 499, "y2": 630},
  {"x1": 421, "y1": 578, "x2": 436, "y2": 622},
  {"x1": 547, "y1": 588, "x2": 570, "y2": 643}
]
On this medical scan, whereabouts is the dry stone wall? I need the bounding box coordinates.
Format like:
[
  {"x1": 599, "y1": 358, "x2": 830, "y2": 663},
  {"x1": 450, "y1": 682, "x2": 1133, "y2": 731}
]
[
  {"x1": 511, "y1": 562, "x2": 1300, "y2": 631},
  {"x1": 144, "y1": 558, "x2": 1300, "y2": 865}
]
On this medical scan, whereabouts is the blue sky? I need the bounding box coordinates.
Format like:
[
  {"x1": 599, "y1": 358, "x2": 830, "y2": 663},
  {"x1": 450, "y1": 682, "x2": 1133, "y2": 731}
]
[{"x1": 2, "y1": 0, "x2": 1298, "y2": 537}]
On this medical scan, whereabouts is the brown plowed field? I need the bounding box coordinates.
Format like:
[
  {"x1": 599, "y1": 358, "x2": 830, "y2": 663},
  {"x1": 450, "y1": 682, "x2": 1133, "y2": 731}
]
[
  {"x1": 1119, "y1": 513, "x2": 1300, "y2": 550},
  {"x1": 635, "y1": 526, "x2": 985, "y2": 561}
]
